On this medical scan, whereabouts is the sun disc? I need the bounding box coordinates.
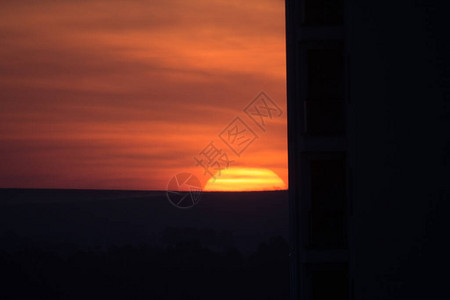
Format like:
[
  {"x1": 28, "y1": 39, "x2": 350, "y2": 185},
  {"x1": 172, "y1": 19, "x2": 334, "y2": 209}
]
[{"x1": 203, "y1": 168, "x2": 287, "y2": 191}]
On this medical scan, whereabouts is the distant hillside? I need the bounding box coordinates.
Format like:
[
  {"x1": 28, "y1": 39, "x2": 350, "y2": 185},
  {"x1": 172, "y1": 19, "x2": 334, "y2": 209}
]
[{"x1": 0, "y1": 189, "x2": 288, "y2": 254}]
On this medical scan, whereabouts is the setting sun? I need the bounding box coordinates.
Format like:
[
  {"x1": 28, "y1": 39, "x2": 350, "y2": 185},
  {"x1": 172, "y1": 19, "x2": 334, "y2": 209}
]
[{"x1": 203, "y1": 168, "x2": 287, "y2": 192}]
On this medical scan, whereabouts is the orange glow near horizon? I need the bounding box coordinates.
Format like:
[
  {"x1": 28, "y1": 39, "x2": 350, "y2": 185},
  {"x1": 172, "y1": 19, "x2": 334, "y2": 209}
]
[
  {"x1": 203, "y1": 168, "x2": 287, "y2": 192},
  {"x1": 0, "y1": 0, "x2": 287, "y2": 191}
]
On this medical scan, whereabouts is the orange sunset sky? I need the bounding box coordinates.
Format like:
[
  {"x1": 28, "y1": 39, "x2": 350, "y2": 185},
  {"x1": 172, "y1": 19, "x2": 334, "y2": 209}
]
[{"x1": 0, "y1": 0, "x2": 287, "y2": 191}]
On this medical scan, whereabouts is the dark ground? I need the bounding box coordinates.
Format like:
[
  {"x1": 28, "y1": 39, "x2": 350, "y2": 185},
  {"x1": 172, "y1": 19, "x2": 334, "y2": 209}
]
[{"x1": 0, "y1": 189, "x2": 289, "y2": 299}]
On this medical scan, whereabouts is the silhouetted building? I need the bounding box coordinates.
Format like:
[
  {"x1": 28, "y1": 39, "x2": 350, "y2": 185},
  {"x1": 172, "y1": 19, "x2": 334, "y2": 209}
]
[{"x1": 286, "y1": 1, "x2": 450, "y2": 299}]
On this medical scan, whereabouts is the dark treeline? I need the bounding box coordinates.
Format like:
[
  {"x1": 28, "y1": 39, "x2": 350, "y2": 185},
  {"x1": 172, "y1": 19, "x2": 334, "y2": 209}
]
[{"x1": 0, "y1": 230, "x2": 289, "y2": 300}]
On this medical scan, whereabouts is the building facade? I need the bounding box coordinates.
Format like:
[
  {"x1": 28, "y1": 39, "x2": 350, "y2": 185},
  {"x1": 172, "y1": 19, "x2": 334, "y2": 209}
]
[
  {"x1": 286, "y1": 1, "x2": 349, "y2": 299},
  {"x1": 286, "y1": 0, "x2": 450, "y2": 299}
]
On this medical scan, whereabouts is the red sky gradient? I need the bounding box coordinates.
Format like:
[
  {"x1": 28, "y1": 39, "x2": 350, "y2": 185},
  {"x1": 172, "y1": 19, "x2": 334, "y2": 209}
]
[{"x1": 0, "y1": 0, "x2": 287, "y2": 190}]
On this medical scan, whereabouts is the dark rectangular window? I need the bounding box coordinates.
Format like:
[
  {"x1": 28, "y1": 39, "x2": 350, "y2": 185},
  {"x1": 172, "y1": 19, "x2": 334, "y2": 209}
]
[
  {"x1": 302, "y1": 0, "x2": 344, "y2": 26},
  {"x1": 309, "y1": 211, "x2": 347, "y2": 249},
  {"x1": 307, "y1": 48, "x2": 344, "y2": 100},
  {"x1": 305, "y1": 48, "x2": 345, "y2": 136},
  {"x1": 309, "y1": 263, "x2": 349, "y2": 300},
  {"x1": 310, "y1": 158, "x2": 346, "y2": 211},
  {"x1": 308, "y1": 155, "x2": 347, "y2": 249},
  {"x1": 305, "y1": 100, "x2": 345, "y2": 135}
]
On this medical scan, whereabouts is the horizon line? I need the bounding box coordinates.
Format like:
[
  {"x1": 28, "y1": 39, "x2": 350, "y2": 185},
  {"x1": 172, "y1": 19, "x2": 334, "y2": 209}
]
[{"x1": 0, "y1": 187, "x2": 288, "y2": 193}]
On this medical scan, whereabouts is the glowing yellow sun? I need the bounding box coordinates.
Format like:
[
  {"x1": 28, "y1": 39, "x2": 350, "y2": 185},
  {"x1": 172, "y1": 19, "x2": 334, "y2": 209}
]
[{"x1": 203, "y1": 168, "x2": 287, "y2": 192}]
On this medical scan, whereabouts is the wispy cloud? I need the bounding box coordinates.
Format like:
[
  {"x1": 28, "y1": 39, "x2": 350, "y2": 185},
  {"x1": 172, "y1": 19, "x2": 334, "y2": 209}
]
[{"x1": 0, "y1": 0, "x2": 286, "y2": 190}]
